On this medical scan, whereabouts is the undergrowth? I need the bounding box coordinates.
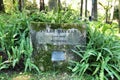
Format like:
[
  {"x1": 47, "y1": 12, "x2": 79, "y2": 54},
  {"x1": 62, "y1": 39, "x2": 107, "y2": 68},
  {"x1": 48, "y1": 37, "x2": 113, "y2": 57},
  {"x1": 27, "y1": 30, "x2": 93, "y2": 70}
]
[
  {"x1": 69, "y1": 21, "x2": 120, "y2": 80},
  {"x1": 0, "y1": 12, "x2": 40, "y2": 73}
]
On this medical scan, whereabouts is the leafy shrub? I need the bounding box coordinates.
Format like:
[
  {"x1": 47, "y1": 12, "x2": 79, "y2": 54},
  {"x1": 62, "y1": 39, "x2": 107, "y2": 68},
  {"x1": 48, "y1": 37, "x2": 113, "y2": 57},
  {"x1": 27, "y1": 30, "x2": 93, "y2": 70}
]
[
  {"x1": 0, "y1": 13, "x2": 40, "y2": 73},
  {"x1": 69, "y1": 22, "x2": 120, "y2": 80},
  {"x1": 30, "y1": 10, "x2": 80, "y2": 23},
  {"x1": 25, "y1": 1, "x2": 38, "y2": 10}
]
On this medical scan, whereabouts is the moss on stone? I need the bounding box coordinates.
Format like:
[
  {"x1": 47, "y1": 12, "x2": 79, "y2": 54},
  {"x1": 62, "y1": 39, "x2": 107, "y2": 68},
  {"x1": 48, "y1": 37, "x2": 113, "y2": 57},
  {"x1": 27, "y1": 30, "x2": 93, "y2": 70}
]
[
  {"x1": 31, "y1": 22, "x2": 47, "y2": 31},
  {"x1": 33, "y1": 45, "x2": 72, "y2": 71},
  {"x1": 30, "y1": 22, "x2": 86, "y2": 32},
  {"x1": 34, "y1": 51, "x2": 52, "y2": 71}
]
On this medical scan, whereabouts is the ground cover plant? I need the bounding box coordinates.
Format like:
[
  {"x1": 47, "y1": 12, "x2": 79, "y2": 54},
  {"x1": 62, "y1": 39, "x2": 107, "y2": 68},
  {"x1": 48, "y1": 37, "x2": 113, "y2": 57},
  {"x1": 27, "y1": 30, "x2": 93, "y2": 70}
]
[
  {"x1": 0, "y1": 12, "x2": 40, "y2": 73},
  {"x1": 30, "y1": 10, "x2": 80, "y2": 23},
  {"x1": 69, "y1": 21, "x2": 120, "y2": 80}
]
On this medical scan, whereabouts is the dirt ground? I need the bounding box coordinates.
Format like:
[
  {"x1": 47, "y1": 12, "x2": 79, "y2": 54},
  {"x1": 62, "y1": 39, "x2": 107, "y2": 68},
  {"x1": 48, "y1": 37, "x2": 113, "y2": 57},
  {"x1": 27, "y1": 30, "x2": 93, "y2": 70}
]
[{"x1": 0, "y1": 71, "x2": 82, "y2": 80}]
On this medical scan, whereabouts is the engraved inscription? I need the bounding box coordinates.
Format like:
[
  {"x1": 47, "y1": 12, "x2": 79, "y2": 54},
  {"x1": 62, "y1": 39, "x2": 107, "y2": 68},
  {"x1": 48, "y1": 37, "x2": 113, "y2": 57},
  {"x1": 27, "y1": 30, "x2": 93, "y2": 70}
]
[{"x1": 35, "y1": 28, "x2": 84, "y2": 45}]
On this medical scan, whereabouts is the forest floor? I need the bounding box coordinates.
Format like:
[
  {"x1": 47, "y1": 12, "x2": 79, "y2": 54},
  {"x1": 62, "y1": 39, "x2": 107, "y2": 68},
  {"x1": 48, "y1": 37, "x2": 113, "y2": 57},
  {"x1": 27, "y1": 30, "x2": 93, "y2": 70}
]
[{"x1": 0, "y1": 71, "x2": 82, "y2": 80}]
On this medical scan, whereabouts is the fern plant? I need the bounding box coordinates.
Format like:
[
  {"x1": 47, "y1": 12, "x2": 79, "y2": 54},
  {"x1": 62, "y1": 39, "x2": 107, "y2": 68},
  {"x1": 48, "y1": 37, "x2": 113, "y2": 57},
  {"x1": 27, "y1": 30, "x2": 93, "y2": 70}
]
[
  {"x1": 0, "y1": 13, "x2": 40, "y2": 73},
  {"x1": 23, "y1": 37, "x2": 40, "y2": 74},
  {"x1": 69, "y1": 22, "x2": 120, "y2": 80},
  {"x1": 30, "y1": 10, "x2": 79, "y2": 24}
]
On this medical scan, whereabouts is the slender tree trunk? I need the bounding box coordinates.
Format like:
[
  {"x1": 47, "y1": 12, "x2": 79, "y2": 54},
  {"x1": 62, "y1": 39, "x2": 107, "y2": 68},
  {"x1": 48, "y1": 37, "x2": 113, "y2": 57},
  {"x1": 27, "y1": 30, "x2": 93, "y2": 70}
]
[
  {"x1": 106, "y1": 2, "x2": 110, "y2": 23},
  {"x1": 40, "y1": 0, "x2": 45, "y2": 11},
  {"x1": 13, "y1": 0, "x2": 15, "y2": 4},
  {"x1": 18, "y1": 0, "x2": 22, "y2": 11},
  {"x1": 91, "y1": 0, "x2": 97, "y2": 21},
  {"x1": 48, "y1": 0, "x2": 57, "y2": 11},
  {"x1": 106, "y1": 9, "x2": 109, "y2": 23},
  {"x1": 110, "y1": 0, "x2": 116, "y2": 21},
  {"x1": 58, "y1": 0, "x2": 61, "y2": 12},
  {"x1": 85, "y1": 0, "x2": 87, "y2": 17},
  {"x1": 119, "y1": 0, "x2": 120, "y2": 33},
  {"x1": 105, "y1": 2, "x2": 108, "y2": 23},
  {"x1": 0, "y1": 0, "x2": 4, "y2": 12},
  {"x1": 80, "y1": 0, "x2": 83, "y2": 18},
  {"x1": 18, "y1": 0, "x2": 24, "y2": 12}
]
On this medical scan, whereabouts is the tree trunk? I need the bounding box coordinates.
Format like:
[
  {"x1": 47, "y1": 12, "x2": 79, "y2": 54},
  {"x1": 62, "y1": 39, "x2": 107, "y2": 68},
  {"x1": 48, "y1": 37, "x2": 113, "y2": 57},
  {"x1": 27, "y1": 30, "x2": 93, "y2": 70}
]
[
  {"x1": 18, "y1": 0, "x2": 24, "y2": 12},
  {"x1": 110, "y1": 0, "x2": 116, "y2": 21},
  {"x1": 85, "y1": 0, "x2": 87, "y2": 17},
  {"x1": 40, "y1": 0, "x2": 45, "y2": 11},
  {"x1": 58, "y1": 0, "x2": 61, "y2": 12},
  {"x1": 48, "y1": 0, "x2": 57, "y2": 11},
  {"x1": 118, "y1": 0, "x2": 120, "y2": 33},
  {"x1": 106, "y1": 9, "x2": 109, "y2": 23},
  {"x1": 80, "y1": 0, "x2": 83, "y2": 18},
  {"x1": 0, "y1": 0, "x2": 4, "y2": 12},
  {"x1": 13, "y1": 0, "x2": 15, "y2": 4},
  {"x1": 91, "y1": 0, "x2": 97, "y2": 21},
  {"x1": 106, "y1": 2, "x2": 113, "y2": 23}
]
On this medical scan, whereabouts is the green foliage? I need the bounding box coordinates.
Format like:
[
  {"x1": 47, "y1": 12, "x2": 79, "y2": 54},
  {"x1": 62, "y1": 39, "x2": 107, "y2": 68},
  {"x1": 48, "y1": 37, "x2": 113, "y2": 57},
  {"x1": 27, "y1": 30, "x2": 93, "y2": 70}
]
[
  {"x1": 25, "y1": 1, "x2": 38, "y2": 10},
  {"x1": 69, "y1": 22, "x2": 120, "y2": 80},
  {"x1": 0, "y1": 12, "x2": 40, "y2": 73},
  {"x1": 0, "y1": 56, "x2": 9, "y2": 70},
  {"x1": 24, "y1": 37, "x2": 40, "y2": 73},
  {"x1": 30, "y1": 10, "x2": 80, "y2": 24}
]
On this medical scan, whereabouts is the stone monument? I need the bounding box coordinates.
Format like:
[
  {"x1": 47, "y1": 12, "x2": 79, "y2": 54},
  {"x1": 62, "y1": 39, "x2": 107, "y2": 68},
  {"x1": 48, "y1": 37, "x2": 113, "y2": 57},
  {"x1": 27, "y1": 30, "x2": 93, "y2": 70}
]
[{"x1": 30, "y1": 22, "x2": 86, "y2": 71}]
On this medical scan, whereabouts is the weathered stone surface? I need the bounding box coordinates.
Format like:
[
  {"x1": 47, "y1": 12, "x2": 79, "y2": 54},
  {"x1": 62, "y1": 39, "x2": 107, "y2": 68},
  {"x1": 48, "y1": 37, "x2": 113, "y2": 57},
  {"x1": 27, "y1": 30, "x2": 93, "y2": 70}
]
[{"x1": 30, "y1": 22, "x2": 86, "y2": 71}]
